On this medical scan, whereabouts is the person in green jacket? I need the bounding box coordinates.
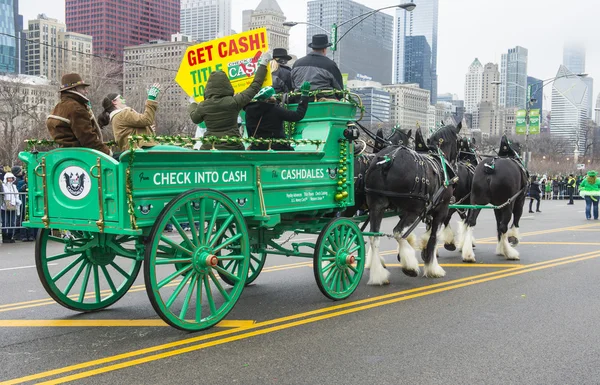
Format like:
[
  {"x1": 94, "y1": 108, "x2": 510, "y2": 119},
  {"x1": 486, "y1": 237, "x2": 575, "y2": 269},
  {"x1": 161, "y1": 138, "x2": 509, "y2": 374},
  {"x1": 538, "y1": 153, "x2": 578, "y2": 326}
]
[
  {"x1": 189, "y1": 52, "x2": 271, "y2": 150},
  {"x1": 579, "y1": 170, "x2": 600, "y2": 220}
]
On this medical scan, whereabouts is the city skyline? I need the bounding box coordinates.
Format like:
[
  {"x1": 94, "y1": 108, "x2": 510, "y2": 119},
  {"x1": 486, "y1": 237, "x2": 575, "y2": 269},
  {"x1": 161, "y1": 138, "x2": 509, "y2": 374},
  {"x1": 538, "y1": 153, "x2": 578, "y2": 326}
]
[{"x1": 15, "y1": 0, "x2": 600, "y2": 106}]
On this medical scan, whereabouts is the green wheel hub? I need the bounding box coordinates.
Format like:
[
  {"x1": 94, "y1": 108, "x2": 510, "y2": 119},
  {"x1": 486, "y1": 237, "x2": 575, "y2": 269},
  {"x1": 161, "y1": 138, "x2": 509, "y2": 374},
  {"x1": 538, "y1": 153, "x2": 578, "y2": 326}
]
[
  {"x1": 35, "y1": 230, "x2": 142, "y2": 312},
  {"x1": 314, "y1": 218, "x2": 365, "y2": 300},
  {"x1": 145, "y1": 188, "x2": 249, "y2": 331}
]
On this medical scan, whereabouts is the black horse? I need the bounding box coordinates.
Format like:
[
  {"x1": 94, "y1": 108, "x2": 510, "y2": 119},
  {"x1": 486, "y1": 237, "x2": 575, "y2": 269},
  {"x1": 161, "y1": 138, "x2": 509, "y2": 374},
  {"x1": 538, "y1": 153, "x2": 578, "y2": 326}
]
[
  {"x1": 459, "y1": 136, "x2": 528, "y2": 263},
  {"x1": 440, "y1": 137, "x2": 480, "y2": 251},
  {"x1": 364, "y1": 123, "x2": 461, "y2": 284},
  {"x1": 343, "y1": 127, "x2": 412, "y2": 218}
]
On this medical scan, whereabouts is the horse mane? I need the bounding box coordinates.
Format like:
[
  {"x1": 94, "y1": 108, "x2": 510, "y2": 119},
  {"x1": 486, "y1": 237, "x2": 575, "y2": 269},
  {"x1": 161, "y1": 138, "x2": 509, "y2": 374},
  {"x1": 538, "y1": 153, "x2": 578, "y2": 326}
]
[{"x1": 429, "y1": 124, "x2": 459, "y2": 147}]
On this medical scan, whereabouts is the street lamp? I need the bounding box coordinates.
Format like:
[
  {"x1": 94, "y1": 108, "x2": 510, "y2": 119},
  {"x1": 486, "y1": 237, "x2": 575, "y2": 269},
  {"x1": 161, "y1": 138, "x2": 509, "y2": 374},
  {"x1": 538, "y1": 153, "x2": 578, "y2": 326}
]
[
  {"x1": 522, "y1": 73, "x2": 588, "y2": 169},
  {"x1": 285, "y1": 2, "x2": 416, "y2": 65}
]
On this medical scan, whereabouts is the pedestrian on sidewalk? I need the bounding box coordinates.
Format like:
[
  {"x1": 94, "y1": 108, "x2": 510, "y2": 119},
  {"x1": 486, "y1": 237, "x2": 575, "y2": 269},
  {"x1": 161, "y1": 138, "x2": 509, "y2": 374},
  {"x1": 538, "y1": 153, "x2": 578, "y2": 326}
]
[
  {"x1": 579, "y1": 170, "x2": 600, "y2": 220},
  {"x1": 529, "y1": 175, "x2": 542, "y2": 213},
  {"x1": 566, "y1": 173, "x2": 576, "y2": 204},
  {"x1": 544, "y1": 179, "x2": 552, "y2": 200},
  {"x1": 1, "y1": 172, "x2": 22, "y2": 243}
]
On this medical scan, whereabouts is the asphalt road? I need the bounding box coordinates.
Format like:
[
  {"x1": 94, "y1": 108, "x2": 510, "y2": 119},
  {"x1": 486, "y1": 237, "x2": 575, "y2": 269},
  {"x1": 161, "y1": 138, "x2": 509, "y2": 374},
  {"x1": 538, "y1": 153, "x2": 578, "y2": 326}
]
[{"x1": 1, "y1": 199, "x2": 600, "y2": 384}]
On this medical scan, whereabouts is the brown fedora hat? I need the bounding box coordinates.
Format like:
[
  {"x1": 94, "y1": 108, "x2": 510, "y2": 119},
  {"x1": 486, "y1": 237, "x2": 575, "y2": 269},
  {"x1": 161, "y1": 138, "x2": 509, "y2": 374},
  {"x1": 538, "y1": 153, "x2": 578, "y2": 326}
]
[{"x1": 60, "y1": 73, "x2": 90, "y2": 91}]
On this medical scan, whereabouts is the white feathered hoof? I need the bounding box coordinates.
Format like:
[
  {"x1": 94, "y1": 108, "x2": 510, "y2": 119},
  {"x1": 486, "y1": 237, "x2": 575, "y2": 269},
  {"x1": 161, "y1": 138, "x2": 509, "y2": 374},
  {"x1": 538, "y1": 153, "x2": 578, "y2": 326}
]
[
  {"x1": 444, "y1": 243, "x2": 456, "y2": 251},
  {"x1": 367, "y1": 268, "x2": 391, "y2": 286},
  {"x1": 401, "y1": 267, "x2": 419, "y2": 277},
  {"x1": 423, "y1": 262, "x2": 446, "y2": 278},
  {"x1": 462, "y1": 251, "x2": 476, "y2": 263},
  {"x1": 504, "y1": 246, "x2": 520, "y2": 260}
]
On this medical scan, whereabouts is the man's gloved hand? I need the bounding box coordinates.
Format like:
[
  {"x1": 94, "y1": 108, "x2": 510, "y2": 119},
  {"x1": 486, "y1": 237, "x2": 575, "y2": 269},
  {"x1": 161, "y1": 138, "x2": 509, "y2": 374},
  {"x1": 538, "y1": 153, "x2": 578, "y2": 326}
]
[
  {"x1": 300, "y1": 81, "x2": 311, "y2": 97},
  {"x1": 147, "y1": 83, "x2": 161, "y2": 101},
  {"x1": 188, "y1": 96, "x2": 196, "y2": 104},
  {"x1": 258, "y1": 52, "x2": 272, "y2": 67}
]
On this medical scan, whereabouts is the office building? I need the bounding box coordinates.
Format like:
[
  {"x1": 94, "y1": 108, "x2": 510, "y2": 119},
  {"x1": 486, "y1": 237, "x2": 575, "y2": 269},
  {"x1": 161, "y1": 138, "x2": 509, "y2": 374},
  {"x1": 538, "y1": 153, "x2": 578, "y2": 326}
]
[
  {"x1": 499, "y1": 46, "x2": 528, "y2": 109},
  {"x1": 181, "y1": 0, "x2": 231, "y2": 43},
  {"x1": 348, "y1": 79, "x2": 390, "y2": 125},
  {"x1": 550, "y1": 65, "x2": 590, "y2": 154},
  {"x1": 464, "y1": 58, "x2": 483, "y2": 114},
  {"x1": 306, "y1": 0, "x2": 394, "y2": 84},
  {"x1": 383, "y1": 83, "x2": 430, "y2": 133},
  {"x1": 0, "y1": 0, "x2": 25, "y2": 73},
  {"x1": 596, "y1": 94, "x2": 600, "y2": 124},
  {"x1": 395, "y1": 0, "x2": 438, "y2": 104},
  {"x1": 563, "y1": 41, "x2": 585, "y2": 75},
  {"x1": 123, "y1": 34, "x2": 194, "y2": 133},
  {"x1": 66, "y1": 0, "x2": 180, "y2": 57},
  {"x1": 481, "y1": 62, "x2": 499, "y2": 104},
  {"x1": 244, "y1": 0, "x2": 289, "y2": 50}
]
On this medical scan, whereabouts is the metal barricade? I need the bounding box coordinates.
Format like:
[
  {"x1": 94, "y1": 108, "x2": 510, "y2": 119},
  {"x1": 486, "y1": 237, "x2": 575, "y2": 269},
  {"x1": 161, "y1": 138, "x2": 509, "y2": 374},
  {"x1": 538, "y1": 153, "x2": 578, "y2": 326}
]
[{"x1": 1, "y1": 191, "x2": 35, "y2": 243}]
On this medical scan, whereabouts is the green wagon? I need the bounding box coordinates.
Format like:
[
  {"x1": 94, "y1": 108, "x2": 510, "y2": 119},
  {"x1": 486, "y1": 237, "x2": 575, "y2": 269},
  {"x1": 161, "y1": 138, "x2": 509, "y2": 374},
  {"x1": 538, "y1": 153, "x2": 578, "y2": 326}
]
[{"x1": 19, "y1": 101, "x2": 366, "y2": 331}]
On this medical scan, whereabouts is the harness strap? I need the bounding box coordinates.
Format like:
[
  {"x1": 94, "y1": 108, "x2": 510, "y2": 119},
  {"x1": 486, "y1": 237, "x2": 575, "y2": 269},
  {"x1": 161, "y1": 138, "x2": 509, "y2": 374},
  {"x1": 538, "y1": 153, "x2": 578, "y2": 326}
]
[{"x1": 364, "y1": 187, "x2": 430, "y2": 202}]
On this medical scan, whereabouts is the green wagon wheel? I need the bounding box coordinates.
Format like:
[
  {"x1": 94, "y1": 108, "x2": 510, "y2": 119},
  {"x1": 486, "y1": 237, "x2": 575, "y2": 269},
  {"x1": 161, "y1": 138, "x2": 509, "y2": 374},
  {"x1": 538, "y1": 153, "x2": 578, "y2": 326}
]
[
  {"x1": 217, "y1": 226, "x2": 266, "y2": 286},
  {"x1": 313, "y1": 218, "x2": 365, "y2": 300},
  {"x1": 35, "y1": 229, "x2": 142, "y2": 312},
  {"x1": 145, "y1": 188, "x2": 249, "y2": 331}
]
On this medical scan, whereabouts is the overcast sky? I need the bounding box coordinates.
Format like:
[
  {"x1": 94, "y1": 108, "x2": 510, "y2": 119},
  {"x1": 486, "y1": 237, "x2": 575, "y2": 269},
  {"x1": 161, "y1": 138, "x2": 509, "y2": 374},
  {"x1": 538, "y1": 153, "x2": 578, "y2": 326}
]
[{"x1": 22, "y1": 0, "x2": 599, "y2": 106}]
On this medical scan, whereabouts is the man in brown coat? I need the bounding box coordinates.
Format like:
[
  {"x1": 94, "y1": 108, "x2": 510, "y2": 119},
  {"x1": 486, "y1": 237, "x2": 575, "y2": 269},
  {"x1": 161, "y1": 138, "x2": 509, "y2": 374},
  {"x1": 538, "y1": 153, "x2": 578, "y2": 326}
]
[{"x1": 47, "y1": 73, "x2": 111, "y2": 155}]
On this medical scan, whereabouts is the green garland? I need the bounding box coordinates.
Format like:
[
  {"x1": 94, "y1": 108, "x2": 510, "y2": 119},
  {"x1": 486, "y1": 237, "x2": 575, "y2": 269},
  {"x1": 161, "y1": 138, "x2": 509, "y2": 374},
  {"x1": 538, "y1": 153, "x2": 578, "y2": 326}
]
[
  {"x1": 25, "y1": 139, "x2": 117, "y2": 151},
  {"x1": 127, "y1": 134, "x2": 324, "y2": 149}
]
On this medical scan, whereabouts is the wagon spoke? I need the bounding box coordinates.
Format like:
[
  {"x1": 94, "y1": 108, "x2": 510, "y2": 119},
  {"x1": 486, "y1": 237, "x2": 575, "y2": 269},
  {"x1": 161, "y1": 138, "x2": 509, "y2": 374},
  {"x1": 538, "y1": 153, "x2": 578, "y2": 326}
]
[
  {"x1": 212, "y1": 233, "x2": 243, "y2": 254},
  {"x1": 339, "y1": 270, "x2": 347, "y2": 292},
  {"x1": 46, "y1": 250, "x2": 81, "y2": 262},
  {"x1": 321, "y1": 261, "x2": 336, "y2": 274},
  {"x1": 348, "y1": 244, "x2": 361, "y2": 254},
  {"x1": 347, "y1": 264, "x2": 359, "y2": 274},
  {"x1": 203, "y1": 273, "x2": 217, "y2": 315},
  {"x1": 158, "y1": 264, "x2": 193, "y2": 289},
  {"x1": 186, "y1": 202, "x2": 200, "y2": 247},
  {"x1": 324, "y1": 265, "x2": 337, "y2": 284},
  {"x1": 155, "y1": 257, "x2": 192, "y2": 265},
  {"x1": 63, "y1": 259, "x2": 87, "y2": 296},
  {"x1": 219, "y1": 255, "x2": 246, "y2": 261},
  {"x1": 100, "y1": 265, "x2": 117, "y2": 295},
  {"x1": 109, "y1": 261, "x2": 132, "y2": 280},
  {"x1": 179, "y1": 274, "x2": 198, "y2": 319},
  {"x1": 78, "y1": 263, "x2": 92, "y2": 302},
  {"x1": 209, "y1": 271, "x2": 230, "y2": 301},
  {"x1": 344, "y1": 233, "x2": 358, "y2": 249},
  {"x1": 327, "y1": 234, "x2": 339, "y2": 250},
  {"x1": 166, "y1": 272, "x2": 194, "y2": 308},
  {"x1": 197, "y1": 199, "x2": 206, "y2": 245},
  {"x1": 52, "y1": 255, "x2": 86, "y2": 282},
  {"x1": 171, "y1": 216, "x2": 195, "y2": 251},
  {"x1": 160, "y1": 235, "x2": 193, "y2": 256},
  {"x1": 195, "y1": 274, "x2": 203, "y2": 322},
  {"x1": 208, "y1": 215, "x2": 235, "y2": 248},
  {"x1": 206, "y1": 202, "x2": 222, "y2": 245},
  {"x1": 93, "y1": 265, "x2": 101, "y2": 303},
  {"x1": 213, "y1": 265, "x2": 240, "y2": 283}
]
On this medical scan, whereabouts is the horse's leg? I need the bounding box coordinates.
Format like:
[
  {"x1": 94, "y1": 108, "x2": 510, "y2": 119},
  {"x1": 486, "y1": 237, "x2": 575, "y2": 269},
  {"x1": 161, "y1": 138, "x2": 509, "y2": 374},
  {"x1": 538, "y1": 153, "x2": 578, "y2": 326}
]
[
  {"x1": 366, "y1": 200, "x2": 390, "y2": 285},
  {"x1": 462, "y1": 209, "x2": 481, "y2": 263},
  {"x1": 508, "y1": 196, "x2": 525, "y2": 245},
  {"x1": 441, "y1": 208, "x2": 456, "y2": 251},
  {"x1": 418, "y1": 224, "x2": 431, "y2": 251},
  {"x1": 455, "y1": 212, "x2": 467, "y2": 251},
  {"x1": 498, "y1": 206, "x2": 520, "y2": 260},
  {"x1": 423, "y1": 207, "x2": 447, "y2": 278},
  {"x1": 494, "y1": 208, "x2": 504, "y2": 256},
  {"x1": 393, "y1": 213, "x2": 420, "y2": 277}
]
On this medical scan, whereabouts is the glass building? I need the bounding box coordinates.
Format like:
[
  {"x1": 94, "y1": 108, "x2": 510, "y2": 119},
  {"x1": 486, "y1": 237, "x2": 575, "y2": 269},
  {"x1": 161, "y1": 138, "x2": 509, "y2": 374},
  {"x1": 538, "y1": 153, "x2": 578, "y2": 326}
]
[
  {"x1": 527, "y1": 76, "x2": 543, "y2": 113},
  {"x1": 500, "y1": 46, "x2": 528, "y2": 110},
  {"x1": 563, "y1": 42, "x2": 585, "y2": 75},
  {"x1": 394, "y1": 0, "x2": 438, "y2": 104},
  {"x1": 181, "y1": 0, "x2": 231, "y2": 43},
  {"x1": 306, "y1": 0, "x2": 394, "y2": 84},
  {"x1": 0, "y1": 0, "x2": 18, "y2": 73}
]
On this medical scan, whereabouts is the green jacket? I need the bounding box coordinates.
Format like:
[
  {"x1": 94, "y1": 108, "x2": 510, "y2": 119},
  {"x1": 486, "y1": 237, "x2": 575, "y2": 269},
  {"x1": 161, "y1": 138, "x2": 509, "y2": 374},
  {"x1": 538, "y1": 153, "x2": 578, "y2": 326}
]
[
  {"x1": 579, "y1": 177, "x2": 600, "y2": 196},
  {"x1": 188, "y1": 65, "x2": 267, "y2": 150}
]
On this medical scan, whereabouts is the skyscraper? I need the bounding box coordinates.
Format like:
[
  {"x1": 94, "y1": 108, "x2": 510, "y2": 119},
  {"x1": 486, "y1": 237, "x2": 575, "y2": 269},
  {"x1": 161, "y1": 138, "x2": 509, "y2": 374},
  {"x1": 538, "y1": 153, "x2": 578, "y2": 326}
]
[
  {"x1": 394, "y1": 0, "x2": 438, "y2": 104},
  {"x1": 0, "y1": 0, "x2": 23, "y2": 73},
  {"x1": 563, "y1": 42, "x2": 585, "y2": 75},
  {"x1": 464, "y1": 58, "x2": 483, "y2": 114},
  {"x1": 500, "y1": 46, "x2": 528, "y2": 109},
  {"x1": 481, "y1": 62, "x2": 499, "y2": 104},
  {"x1": 478, "y1": 63, "x2": 501, "y2": 137},
  {"x1": 550, "y1": 65, "x2": 589, "y2": 154},
  {"x1": 306, "y1": 0, "x2": 394, "y2": 84},
  {"x1": 181, "y1": 0, "x2": 231, "y2": 43},
  {"x1": 244, "y1": 0, "x2": 289, "y2": 50},
  {"x1": 66, "y1": 0, "x2": 180, "y2": 57}
]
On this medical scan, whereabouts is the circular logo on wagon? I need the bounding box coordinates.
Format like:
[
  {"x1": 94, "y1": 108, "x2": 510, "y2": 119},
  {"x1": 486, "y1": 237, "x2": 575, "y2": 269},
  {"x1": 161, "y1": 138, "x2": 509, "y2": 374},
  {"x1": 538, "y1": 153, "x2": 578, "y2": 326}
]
[{"x1": 58, "y1": 166, "x2": 91, "y2": 200}]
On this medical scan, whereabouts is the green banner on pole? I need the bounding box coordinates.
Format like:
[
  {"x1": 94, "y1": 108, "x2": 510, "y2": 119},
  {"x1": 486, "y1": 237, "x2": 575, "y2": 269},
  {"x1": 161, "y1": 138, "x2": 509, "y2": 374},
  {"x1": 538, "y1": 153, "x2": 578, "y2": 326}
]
[
  {"x1": 515, "y1": 109, "x2": 527, "y2": 135},
  {"x1": 529, "y1": 109, "x2": 540, "y2": 134},
  {"x1": 331, "y1": 24, "x2": 338, "y2": 51}
]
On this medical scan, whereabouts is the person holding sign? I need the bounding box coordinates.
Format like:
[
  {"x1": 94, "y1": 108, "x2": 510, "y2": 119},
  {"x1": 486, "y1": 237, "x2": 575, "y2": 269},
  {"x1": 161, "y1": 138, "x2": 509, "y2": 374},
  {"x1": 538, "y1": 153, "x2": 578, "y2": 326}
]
[
  {"x1": 291, "y1": 35, "x2": 343, "y2": 95},
  {"x1": 244, "y1": 81, "x2": 311, "y2": 151},
  {"x1": 98, "y1": 84, "x2": 161, "y2": 151},
  {"x1": 188, "y1": 52, "x2": 272, "y2": 150}
]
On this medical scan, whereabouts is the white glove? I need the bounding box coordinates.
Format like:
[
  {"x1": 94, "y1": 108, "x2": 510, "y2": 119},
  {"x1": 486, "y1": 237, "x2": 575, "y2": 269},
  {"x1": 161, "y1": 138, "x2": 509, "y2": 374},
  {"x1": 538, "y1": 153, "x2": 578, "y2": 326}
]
[
  {"x1": 188, "y1": 96, "x2": 196, "y2": 104},
  {"x1": 258, "y1": 52, "x2": 272, "y2": 67}
]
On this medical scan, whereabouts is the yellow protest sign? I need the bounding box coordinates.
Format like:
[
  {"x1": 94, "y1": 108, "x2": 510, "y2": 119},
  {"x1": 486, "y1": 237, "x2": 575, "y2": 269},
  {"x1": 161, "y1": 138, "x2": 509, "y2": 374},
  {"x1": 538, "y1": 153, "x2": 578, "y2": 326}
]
[{"x1": 176, "y1": 28, "x2": 272, "y2": 102}]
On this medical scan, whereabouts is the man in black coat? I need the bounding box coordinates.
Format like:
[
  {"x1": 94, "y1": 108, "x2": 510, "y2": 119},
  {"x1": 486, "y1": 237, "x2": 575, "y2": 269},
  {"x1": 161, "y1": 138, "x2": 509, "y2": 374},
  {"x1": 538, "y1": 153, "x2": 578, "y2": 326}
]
[
  {"x1": 271, "y1": 48, "x2": 293, "y2": 93},
  {"x1": 291, "y1": 34, "x2": 344, "y2": 93}
]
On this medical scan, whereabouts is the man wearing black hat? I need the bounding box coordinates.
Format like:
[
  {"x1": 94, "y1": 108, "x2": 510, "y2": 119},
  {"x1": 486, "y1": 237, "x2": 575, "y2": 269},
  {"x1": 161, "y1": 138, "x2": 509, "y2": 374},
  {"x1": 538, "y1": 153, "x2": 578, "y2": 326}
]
[
  {"x1": 291, "y1": 34, "x2": 344, "y2": 94},
  {"x1": 271, "y1": 48, "x2": 293, "y2": 93},
  {"x1": 46, "y1": 73, "x2": 111, "y2": 155}
]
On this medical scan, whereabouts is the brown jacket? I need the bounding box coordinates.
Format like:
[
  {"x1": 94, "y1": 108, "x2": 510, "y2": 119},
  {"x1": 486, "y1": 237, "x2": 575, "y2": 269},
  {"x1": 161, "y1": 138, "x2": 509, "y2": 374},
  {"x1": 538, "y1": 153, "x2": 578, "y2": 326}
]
[
  {"x1": 110, "y1": 100, "x2": 158, "y2": 151},
  {"x1": 47, "y1": 91, "x2": 110, "y2": 155}
]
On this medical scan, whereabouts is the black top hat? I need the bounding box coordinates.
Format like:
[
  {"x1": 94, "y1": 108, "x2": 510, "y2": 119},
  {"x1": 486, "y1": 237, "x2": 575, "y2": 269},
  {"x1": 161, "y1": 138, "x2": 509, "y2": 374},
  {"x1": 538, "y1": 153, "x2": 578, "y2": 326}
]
[
  {"x1": 272, "y1": 48, "x2": 292, "y2": 61},
  {"x1": 308, "y1": 34, "x2": 332, "y2": 49}
]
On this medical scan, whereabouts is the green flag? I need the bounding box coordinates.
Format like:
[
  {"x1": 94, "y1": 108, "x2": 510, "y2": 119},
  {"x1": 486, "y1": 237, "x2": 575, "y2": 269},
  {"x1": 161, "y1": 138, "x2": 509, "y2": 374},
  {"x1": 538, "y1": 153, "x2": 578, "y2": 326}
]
[
  {"x1": 515, "y1": 110, "x2": 527, "y2": 135},
  {"x1": 529, "y1": 109, "x2": 540, "y2": 135}
]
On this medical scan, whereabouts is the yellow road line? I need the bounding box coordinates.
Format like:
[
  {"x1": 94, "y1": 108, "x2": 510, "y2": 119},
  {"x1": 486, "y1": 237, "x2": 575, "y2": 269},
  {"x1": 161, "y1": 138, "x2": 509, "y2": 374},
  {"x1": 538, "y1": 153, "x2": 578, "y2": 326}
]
[
  {"x1": 0, "y1": 319, "x2": 255, "y2": 328},
  {"x1": 478, "y1": 241, "x2": 600, "y2": 246},
  {"x1": 23, "y1": 251, "x2": 600, "y2": 385},
  {"x1": 386, "y1": 263, "x2": 523, "y2": 268},
  {"x1": 4, "y1": 249, "x2": 598, "y2": 385}
]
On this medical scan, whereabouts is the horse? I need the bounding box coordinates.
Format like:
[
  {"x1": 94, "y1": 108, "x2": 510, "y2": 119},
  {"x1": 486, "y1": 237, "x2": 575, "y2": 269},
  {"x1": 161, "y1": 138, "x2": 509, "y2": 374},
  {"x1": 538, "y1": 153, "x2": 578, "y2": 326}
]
[
  {"x1": 459, "y1": 135, "x2": 528, "y2": 263},
  {"x1": 342, "y1": 127, "x2": 412, "y2": 218},
  {"x1": 439, "y1": 137, "x2": 480, "y2": 251},
  {"x1": 364, "y1": 123, "x2": 462, "y2": 285}
]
